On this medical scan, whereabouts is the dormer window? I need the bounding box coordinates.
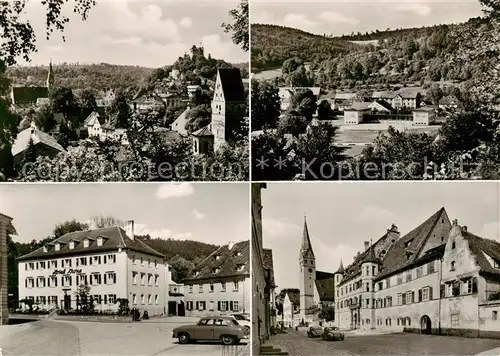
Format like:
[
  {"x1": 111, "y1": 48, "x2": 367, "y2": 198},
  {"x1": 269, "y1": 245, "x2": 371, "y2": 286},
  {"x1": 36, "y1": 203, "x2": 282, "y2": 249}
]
[
  {"x1": 97, "y1": 236, "x2": 103, "y2": 246},
  {"x1": 55, "y1": 243, "x2": 61, "y2": 251},
  {"x1": 83, "y1": 239, "x2": 89, "y2": 248},
  {"x1": 235, "y1": 251, "x2": 242, "y2": 257},
  {"x1": 215, "y1": 255, "x2": 220, "y2": 261},
  {"x1": 69, "y1": 241, "x2": 75, "y2": 250},
  {"x1": 494, "y1": 260, "x2": 500, "y2": 269},
  {"x1": 213, "y1": 268, "x2": 220, "y2": 274},
  {"x1": 43, "y1": 246, "x2": 48, "y2": 253},
  {"x1": 237, "y1": 264, "x2": 245, "y2": 272},
  {"x1": 194, "y1": 271, "x2": 199, "y2": 276}
]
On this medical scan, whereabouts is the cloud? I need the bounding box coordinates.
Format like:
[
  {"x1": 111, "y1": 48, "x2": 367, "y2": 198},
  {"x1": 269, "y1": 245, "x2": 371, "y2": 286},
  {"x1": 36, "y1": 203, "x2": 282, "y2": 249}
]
[
  {"x1": 201, "y1": 34, "x2": 244, "y2": 63},
  {"x1": 192, "y1": 209, "x2": 205, "y2": 220},
  {"x1": 319, "y1": 11, "x2": 359, "y2": 25},
  {"x1": 252, "y1": 11, "x2": 275, "y2": 24},
  {"x1": 263, "y1": 218, "x2": 300, "y2": 237},
  {"x1": 180, "y1": 17, "x2": 193, "y2": 28},
  {"x1": 134, "y1": 223, "x2": 192, "y2": 240},
  {"x1": 394, "y1": 3, "x2": 432, "y2": 16},
  {"x1": 156, "y1": 183, "x2": 194, "y2": 199},
  {"x1": 358, "y1": 206, "x2": 396, "y2": 225},
  {"x1": 283, "y1": 13, "x2": 317, "y2": 29}
]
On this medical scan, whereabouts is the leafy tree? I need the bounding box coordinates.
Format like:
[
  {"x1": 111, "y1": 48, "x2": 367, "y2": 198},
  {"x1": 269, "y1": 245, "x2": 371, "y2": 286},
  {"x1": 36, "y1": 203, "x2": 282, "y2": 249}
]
[
  {"x1": 79, "y1": 89, "x2": 97, "y2": 120},
  {"x1": 222, "y1": 0, "x2": 249, "y2": 52},
  {"x1": 318, "y1": 305, "x2": 335, "y2": 322},
  {"x1": 49, "y1": 87, "x2": 79, "y2": 122},
  {"x1": 282, "y1": 57, "x2": 303, "y2": 75},
  {"x1": 429, "y1": 84, "x2": 443, "y2": 105},
  {"x1": 277, "y1": 112, "x2": 308, "y2": 137},
  {"x1": 35, "y1": 104, "x2": 57, "y2": 132},
  {"x1": 251, "y1": 80, "x2": 281, "y2": 131},
  {"x1": 107, "y1": 91, "x2": 132, "y2": 129},
  {"x1": 184, "y1": 105, "x2": 211, "y2": 133},
  {"x1": 54, "y1": 219, "x2": 89, "y2": 238},
  {"x1": 22, "y1": 137, "x2": 38, "y2": 165},
  {"x1": 90, "y1": 216, "x2": 124, "y2": 229},
  {"x1": 317, "y1": 100, "x2": 332, "y2": 120},
  {"x1": 74, "y1": 285, "x2": 95, "y2": 314},
  {"x1": 289, "y1": 89, "x2": 317, "y2": 122},
  {"x1": 168, "y1": 255, "x2": 196, "y2": 282}
]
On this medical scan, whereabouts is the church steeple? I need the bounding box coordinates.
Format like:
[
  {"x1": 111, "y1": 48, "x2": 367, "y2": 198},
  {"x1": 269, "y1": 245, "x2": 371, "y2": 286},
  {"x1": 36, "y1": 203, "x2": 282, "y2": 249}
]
[
  {"x1": 336, "y1": 259, "x2": 345, "y2": 274},
  {"x1": 300, "y1": 215, "x2": 314, "y2": 259},
  {"x1": 46, "y1": 59, "x2": 54, "y2": 91}
]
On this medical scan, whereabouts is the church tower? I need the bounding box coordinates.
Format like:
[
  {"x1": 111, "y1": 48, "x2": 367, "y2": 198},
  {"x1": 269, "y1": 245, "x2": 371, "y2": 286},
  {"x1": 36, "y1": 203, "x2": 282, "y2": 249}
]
[
  {"x1": 46, "y1": 59, "x2": 54, "y2": 91},
  {"x1": 299, "y1": 216, "x2": 316, "y2": 324},
  {"x1": 333, "y1": 260, "x2": 345, "y2": 328}
]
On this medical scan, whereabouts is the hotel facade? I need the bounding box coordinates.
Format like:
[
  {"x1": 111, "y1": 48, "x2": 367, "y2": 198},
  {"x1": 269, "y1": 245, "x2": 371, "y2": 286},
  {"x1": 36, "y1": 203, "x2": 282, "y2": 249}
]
[
  {"x1": 183, "y1": 240, "x2": 251, "y2": 318},
  {"x1": 17, "y1": 221, "x2": 174, "y2": 316}
]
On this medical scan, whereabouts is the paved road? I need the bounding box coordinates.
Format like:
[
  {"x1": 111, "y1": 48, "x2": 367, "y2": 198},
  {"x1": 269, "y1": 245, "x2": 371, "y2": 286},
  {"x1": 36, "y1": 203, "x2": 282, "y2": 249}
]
[
  {"x1": 0, "y1": 318, "x2": 248, "y2": 356},
  {"x1": 271, "y1": 330, "x2": 500, "y2": 356}
]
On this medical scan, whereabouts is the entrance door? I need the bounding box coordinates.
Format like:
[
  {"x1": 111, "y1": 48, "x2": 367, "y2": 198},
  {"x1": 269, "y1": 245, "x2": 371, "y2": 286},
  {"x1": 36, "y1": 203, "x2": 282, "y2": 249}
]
[
  {"x1": 168, "y1": 301, "x2": 177, "y2": 316},
  {"x1": 64, "y1": 294, "x2": 71, "y2": 310},
  {"x1": 420, "y1": 315, "x2": 431, "y2": 334},
  {"x1": 178, "y1": 301, "x2": 185, "y2": 317}
]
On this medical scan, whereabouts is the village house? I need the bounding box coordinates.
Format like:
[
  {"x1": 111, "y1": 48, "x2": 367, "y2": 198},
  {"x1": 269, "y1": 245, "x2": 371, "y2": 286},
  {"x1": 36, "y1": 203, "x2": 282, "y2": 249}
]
[
  {"x1": 278, "y1": 87, "x2": 321, "y2": 112},
  {"x1": 282, "y1": 290, "x2": 300, "y2": 327},
  {"x1": 11, "y1": 122, "x2": 65, "y2": 168},
  {"x1": 343, "y1": 102, "x2": 372, "y2": 125},
  {"x1": 182, "y1": 240, "x2": 250, "y2": 318},
  {"x1": 322, "y1": 207, "x2": 500, "y2": 338},
  {"x1": 17, "y1": 221, "x2": 173, "y2": 316},
  {"x1": 413, "y1": 106, "x2": 438, "y2": 126}
]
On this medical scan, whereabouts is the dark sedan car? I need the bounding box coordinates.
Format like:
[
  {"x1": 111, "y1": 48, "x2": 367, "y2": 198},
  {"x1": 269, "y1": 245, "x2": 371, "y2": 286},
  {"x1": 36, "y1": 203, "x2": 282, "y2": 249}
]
[
  {"x1": 322, "y1": 327, "x2": 345, "y2": 341},
  {"x1": 172, "y1": 316, "x2": 249, "y2": 345}
]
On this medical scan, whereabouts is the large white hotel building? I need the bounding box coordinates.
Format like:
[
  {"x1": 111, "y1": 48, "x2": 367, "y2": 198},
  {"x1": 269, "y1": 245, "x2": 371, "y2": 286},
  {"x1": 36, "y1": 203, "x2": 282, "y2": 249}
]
[{"x1": 17, "y1": 221, "x2": 174, "y2": 316}]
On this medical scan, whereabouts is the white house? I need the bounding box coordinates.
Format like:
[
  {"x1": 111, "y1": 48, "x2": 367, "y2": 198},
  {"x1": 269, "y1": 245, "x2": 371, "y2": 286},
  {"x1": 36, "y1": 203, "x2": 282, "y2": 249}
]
[
  {"x1": 183, "y1": 240, "x2": 250, "y2": 318},
  {"x1": 413, "y1": 106, "x2": 438, "y2": 126},
  {"x1": 17, "y1": 221, "x2": 173, "y2": 316},
  {"x1": 343, "y1": 102, "x2": 372, "y2": 125}
]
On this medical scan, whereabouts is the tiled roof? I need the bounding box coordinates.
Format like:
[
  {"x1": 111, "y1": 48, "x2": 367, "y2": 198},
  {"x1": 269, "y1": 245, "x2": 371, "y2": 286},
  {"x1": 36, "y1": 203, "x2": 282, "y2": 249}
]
[
  {"x1": 17, "y1": 226, "x2": 164, "y2": 261},
  {"x1": 183, "y1": 240, "x2": 249, "y2": 283},
  {"x1": 218, "y1": 68, "x2": 245, "y2": 102},
  {"x1": 11, "y1": 127, "x2": 65, "y2": 157},
  {"x1": 375, "y1": 207, "x2": 448, "y2": 280},
  {"x1": 192, "y1": 124, "x2": 214, "y2": 137},
  {"x1": 315, "y1": 270, "x2": 336, "y2": 302},
  {"x1": 334, "y1": 93, "x2": 357, "y2": 100},
  {"x1": 463, "y1": 231, "x2": 500, "y2": 277},
  {"x1": 371, "y1": 100, "x2": 393, "y2": 112},
  {"x1": 84, "y1": 111, "x2": 107, "y2": 126},
  {"x1": 372, "y1": 91, "x2": 397, "y2": 99},
  {"x1": 263, "y1": 248, "x2": 274, "y2": 270},
  {"x1": 347, "y1": 102, "x2": 371, "y2": 111},
  {"x1": 414, "y1": 105, "x2": 438, "y2": 112},
  {"x1": 11, "y1": 86, "x2": 48, "y2": 106}
]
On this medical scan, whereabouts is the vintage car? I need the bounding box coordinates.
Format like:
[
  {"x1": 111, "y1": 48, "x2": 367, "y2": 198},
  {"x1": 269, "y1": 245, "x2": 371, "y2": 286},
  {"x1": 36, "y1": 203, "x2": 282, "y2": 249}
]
[
  {"x1": 322, "y1": 327, "x2": 345, "y2": 341},
  {"x1": 230, "y1": 313, "x2": 251, "y2": 332},
  {"x1": 172, "y1": 316, "x2": 249, "y2": 345},
  {"x1": 307, "y1": 326, "x2": 324, "y2": 338}
]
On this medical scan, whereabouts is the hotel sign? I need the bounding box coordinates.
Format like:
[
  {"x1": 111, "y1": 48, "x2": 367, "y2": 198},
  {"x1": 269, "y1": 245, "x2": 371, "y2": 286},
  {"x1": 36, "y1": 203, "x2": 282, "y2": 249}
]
[{"x1": 52, "y1": 269, "x2": 82, "y2": 276}]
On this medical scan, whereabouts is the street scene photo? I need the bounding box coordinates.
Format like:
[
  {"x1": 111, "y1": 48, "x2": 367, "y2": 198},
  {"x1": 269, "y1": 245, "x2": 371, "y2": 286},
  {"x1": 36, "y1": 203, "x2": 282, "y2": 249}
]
[
  {"x1": 250, "y1": 0, "x2": 500, "y2": 180},
  {"x1": 252, "y1": 182, "x2": 500, "y2": 355},
  {"x1": 0, "y1": 0, "x2": 249, "y2": 182},
  {"x1": 0, "y1": 183, "x2": 250, "y2": 356}
]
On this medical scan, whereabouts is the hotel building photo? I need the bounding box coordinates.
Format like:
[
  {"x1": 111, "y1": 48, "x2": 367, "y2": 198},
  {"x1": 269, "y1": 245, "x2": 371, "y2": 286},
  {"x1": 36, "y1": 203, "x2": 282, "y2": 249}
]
[{"x1": 17, "y1": 221, "x2": 173, "y2": 316}]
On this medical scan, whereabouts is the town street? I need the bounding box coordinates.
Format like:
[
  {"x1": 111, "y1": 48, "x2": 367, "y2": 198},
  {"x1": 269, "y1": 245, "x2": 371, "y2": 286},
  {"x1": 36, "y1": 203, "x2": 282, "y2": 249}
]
[
  {"x1": 269, "y1": 329, "x2": 500, "y2": 356},
  {"x1": 0, "y1": 317, "x2": 249, "y2": 356}
]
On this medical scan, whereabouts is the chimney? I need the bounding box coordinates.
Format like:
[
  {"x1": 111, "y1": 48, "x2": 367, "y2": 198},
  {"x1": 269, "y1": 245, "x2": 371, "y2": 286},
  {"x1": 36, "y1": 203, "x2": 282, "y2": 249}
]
[
  {"x1": 452, "y1": 219, "x2": 458, "y2": 226},
  {"x1": 462, "y1": 226, "x2": 468, "y2": 232},
  {"x1": 126, "y1": 220, "x2": 134, "y2": 240},
  {"x1": 364, "y1": 241, "x2": 369, "y2": 251}
]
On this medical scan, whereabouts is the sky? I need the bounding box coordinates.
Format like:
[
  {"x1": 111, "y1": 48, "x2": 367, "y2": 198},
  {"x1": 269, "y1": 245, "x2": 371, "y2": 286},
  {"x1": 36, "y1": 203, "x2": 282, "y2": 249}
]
[
  {"x1": 261, "y1": 182, "x2": 500, "y2": 291},
  {"x1": 17, "y1": 0, "x2": 247, "y2": 67},
  {"x1": 0, "y1": 183, "x2": 249, "y2": 246},
  {"x1": 252, "y1": 0, "x2": 485, "y2": 36}
]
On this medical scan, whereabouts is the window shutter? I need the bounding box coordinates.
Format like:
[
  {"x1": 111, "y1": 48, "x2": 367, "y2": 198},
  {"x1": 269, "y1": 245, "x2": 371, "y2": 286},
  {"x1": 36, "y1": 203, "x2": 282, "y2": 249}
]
[
  {"x1": 429, "y1": 287, "x2": 433, "y2": 300},
  {"x1": 411, "y1": 291, "x2": 415, "y2": 303},
  {"x1": 453, "y1": 280, "x2": 460, "y2": 296},
  {"x1": 196, "y1": 301, "x2": 199, "y2": 310},
  {"x1": 104, "y1": 274, "x2": 107, "y2": 284},
  {"x1": 440, "y1": 285, "x2": 445, "y2": 298},
  {"x1": 104, "y1": 256, "x2": 107, "y2": 263},
  {"x1": 402, "y1": 293, "x2": 406, "y2": 305},
  {"x1": 472, "y1": 277, "x2": 478, "y2": 293},
  {"x1": 218, "y1": 301, "x2": 221, "y2": 311},
  {"x1": 104, "y1": 295, "x2": 107, "y2": 304},
  {"x1": 418, "y1": 289, "x2": 422, "y2": 302},
  {"x1": 25, "y1": 279, "x2": 28, "y2": 288},
  {"x1": 113, "y1": 274, "x2": 116, "y2": 284},
  {"x1": 230, "y1": 301, "x2": 234, "y2": 311}
]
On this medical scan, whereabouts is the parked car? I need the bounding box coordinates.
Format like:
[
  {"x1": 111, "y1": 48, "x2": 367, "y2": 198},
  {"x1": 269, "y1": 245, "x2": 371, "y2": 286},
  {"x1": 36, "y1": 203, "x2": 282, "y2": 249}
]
[
  {"x1": 307, "y1": 326, "x2": 323, "y2": 338},
  {"x1": 230, "y1": 313, "x2": 251, "y2": 332},
  {"x1": 322, "y1": 327, "x2": 345, "y2": 341},
  {"x1": 172, "y1": 316, "x2": 249, "y2": 345}
]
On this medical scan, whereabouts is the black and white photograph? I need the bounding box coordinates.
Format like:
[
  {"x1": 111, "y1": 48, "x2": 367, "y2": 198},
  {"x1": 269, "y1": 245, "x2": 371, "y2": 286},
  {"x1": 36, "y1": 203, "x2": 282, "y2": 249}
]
[
  {"x1": 0, "y1": 183, "x2": 250, "y2": 355},
  {"x1": 0, "y1": 0, "x2": 249, "y2": 182},
  {"x1": 250, "y1": 0, "x2": 500, "y2": 181},
  {"x1": 252, "y1": 182, "x2": 500, "y2": 355}
]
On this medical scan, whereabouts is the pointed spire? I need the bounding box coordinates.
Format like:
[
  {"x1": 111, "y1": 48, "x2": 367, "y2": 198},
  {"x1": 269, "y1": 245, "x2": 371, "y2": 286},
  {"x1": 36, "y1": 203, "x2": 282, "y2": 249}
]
[
  {"x1": 363, "y1": 239, "x2": 379, "y2": 264},
  {"x1": 336, "y1": 259, "x2": 345, "y2": 274},
  {"x1": 47, "y1": 58, "x2": 54, "y2": 91},
  {"x1": 300, "y1": 215, "x2": 314, "y2": 259}
]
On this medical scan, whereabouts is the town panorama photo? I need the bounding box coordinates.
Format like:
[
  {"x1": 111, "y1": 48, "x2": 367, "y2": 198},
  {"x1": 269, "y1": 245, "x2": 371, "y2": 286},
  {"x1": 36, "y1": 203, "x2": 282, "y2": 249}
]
[
  {"x1": 250, "y1": 0, "x2": 500, "y2": 181},
  {"x1": 0, "y1": 0, "x2": 249, "y2": 182}
]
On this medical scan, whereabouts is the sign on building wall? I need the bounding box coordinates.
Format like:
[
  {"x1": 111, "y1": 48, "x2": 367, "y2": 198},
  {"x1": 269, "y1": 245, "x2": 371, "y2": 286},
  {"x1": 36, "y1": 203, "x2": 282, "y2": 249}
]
[{"x1": 52, "y1": 269, "x2": 82, "y2": 275}]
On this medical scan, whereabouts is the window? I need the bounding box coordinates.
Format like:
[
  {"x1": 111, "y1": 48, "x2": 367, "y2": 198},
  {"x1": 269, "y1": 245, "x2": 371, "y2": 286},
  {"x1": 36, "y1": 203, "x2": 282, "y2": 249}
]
[
  {"x1": 397, "y1": 293, "x2": 403, "y2": 306},
  {"x1": 189, "y1": 285, "x2": 193, "y2": 293},
  {"x1": 417, "y1": 266, "x2": 423, "y2": 278},
  {"x1": 452, "y1": 241, "x2": 456, "y2": 249},
  {"x1": 91, "y1": 274, "x2": 101, "y2": 285},
  {"x1": 83, "y1": 239, "x2": 89, "y2": 248},
  {"x1": 397, "y1": 274, "x2": 403, "y2": 285},
  {"x1": 93, "y1": 256, "x2": 101, "y2": 265},
  {"x1": 220, "y1": 301, "x2": 228, "y2": 311},
  {"x1": 221, "y1": 282, "x2": 226, "y2": 292},
  {"x1": 79, "y1": 257, "x2": 87, "y2": 266},
  {"x1": 55, "y1": 243, "x2": 60, "y2": 251},
  {"x1": 141, "y1": 273, "x2": 146, "y2": 285},
  {"x1": 209, "y1": 301, "x2": 215, "y2": 311},
  {"x1": 65, "y1": 259, "x2": 72, "y2": 267},
  {"x1": 141, "y1": 294, "x2": 145, "y2": 304},
  {"x1": 40, "y1": 261, "x2": 46, "y2": 269},
  {"x1": 450, "y1": 261, "x2": 456, "y2": 271},
  {"x1": 386, "y1": 278, "x2": 391, "y2": 288},
  {"x1": 155, "y1": 275, "x2": 159, "y2": 286},
  {"x1": 132, "y1": 294, "x2": 137, "y2": 304},
  {"x1": 210, "y1": 283, "x2": 214, "y2": 292},
  {"x1": 428, "y1": 261, "x2": 435, "y2": 274},
  {"x1": 105, "y1": 272, "x2": 116, "y2": 284},
  {"x1": 148, "y1": 294, "x2": 152, "y2": 304},
  {"x1": 132, "y1": 272, "x2": 138, "y2": 285},
  {"x1": 48, "y1": 276, "x2": 57, "y2": 288},
  {"x1": 108, "y1": 294, "x2": 116, "y2": 304},
  {"x1": 148, "y1": 274, "x2": 153, "y2": 286},
  {"x1": 463, "y1": 278, "x2": 473, "y2": 294},
  {"x1": 451, "y1": 314, "x2": 459, "y2": 326},
  {"x1": 64, "y1": 275, "x2": 72, "y2": 287},
  {"x1": 97, "y1": 237, "x2": 103, "y2": 247},
  {"x1": 406, "y1": 270, "x2": 412, "y2": 282},
  {"x1": 199, "y1": 284, "x2": 204, "y2": 293},
  {"x1": 421, "y1": 287, "x2": 430, "y2": 301},
  {"x1": 107, "y1": 255, "x2": 116, "y2": 264},
  {"x1": 494, "y1": 311, "x2": 498, "y2": 321}
]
